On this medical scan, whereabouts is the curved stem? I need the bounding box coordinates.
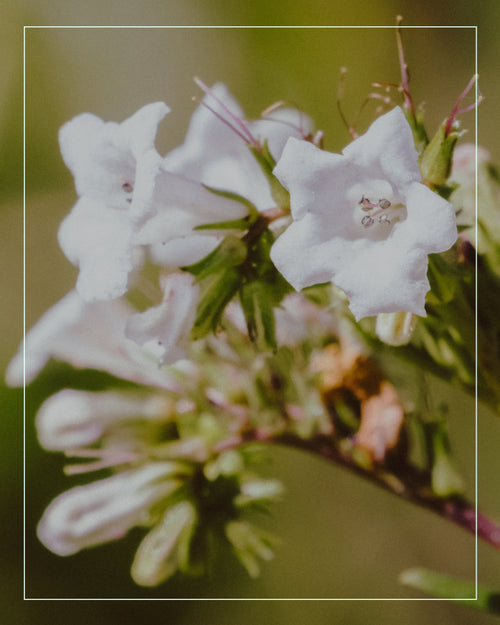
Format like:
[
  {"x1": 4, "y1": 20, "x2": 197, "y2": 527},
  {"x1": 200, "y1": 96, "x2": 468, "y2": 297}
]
[{"x1": 217, "y1": 429, "x2": 500, "y2": 552}]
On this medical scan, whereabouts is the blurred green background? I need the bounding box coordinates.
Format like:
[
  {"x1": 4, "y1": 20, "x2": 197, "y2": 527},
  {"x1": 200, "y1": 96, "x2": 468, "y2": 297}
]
[{"x1": 3, "y1": 0, "x2": 500, "y2": 622}]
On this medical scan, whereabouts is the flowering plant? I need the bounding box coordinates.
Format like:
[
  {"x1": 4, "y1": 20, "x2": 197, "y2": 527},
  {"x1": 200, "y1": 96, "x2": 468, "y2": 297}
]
[{"x1": 13, "y1": 22, "x2": 500, "y2": 608}]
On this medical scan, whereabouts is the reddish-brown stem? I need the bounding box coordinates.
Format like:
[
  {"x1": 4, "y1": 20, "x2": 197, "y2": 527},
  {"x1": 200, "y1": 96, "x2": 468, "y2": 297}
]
[
  {"x1": 396, "y1": 16, "x2": 416, "y2": 117},
  {"x1": 217, "y1": 429, "x2": 500, "y2": 552},
  {"x1": 444, "y1": 74, "x2": 481, "y2": 136}
]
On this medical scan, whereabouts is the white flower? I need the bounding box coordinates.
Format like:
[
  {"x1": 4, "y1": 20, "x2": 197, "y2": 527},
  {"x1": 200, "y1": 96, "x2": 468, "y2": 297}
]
[
  {"x1": 37, "y1": 463, "x2": 182, "y2": 556},
  {"x1": 125, "y1": 272, "x2": 199, "y2": 365},
  {"x1": 36, "y1": 389, "x2": 172, "y2": 451},
  {"x1": 163, "y1": 83, "x2": 313, "y2": 211},
  {"x1": 270, "y1": 107, "x2": 458, "y2": 320},
  {"x1": 58, "y1": 103, "x2": 244, "y2": 300},
  {"x1": 58, "y1": 103, "x2": 169, "y2": 301},
  {"x1": 6, "y1": 290, "x2": 181, "y2": 391}
]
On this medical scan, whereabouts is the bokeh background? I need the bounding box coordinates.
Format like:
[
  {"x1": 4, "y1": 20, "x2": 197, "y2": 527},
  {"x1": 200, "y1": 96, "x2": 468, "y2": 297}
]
[{"x1": 3, "y1": 0, "x2": 500, "y2": 622}]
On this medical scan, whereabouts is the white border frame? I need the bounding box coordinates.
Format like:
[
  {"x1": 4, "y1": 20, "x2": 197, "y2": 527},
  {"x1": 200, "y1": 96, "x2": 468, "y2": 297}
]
[{"x1": 23, "y1": 24, "x2": 478, "y2": 602}]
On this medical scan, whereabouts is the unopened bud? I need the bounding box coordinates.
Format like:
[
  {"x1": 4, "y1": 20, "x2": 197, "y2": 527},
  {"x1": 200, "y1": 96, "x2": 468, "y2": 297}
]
[{"x1": 375, "y1": 312, "x2": 417, "y2": 346}]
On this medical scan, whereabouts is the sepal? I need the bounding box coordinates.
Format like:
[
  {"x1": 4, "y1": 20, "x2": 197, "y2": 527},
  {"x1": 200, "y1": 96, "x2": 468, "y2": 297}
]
[{"x1": 420, "y1": 121, "x2": 461, "y2": 188}]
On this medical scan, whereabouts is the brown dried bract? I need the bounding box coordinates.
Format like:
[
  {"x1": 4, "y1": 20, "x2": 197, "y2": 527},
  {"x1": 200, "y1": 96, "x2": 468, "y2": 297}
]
[{"x1": 312, "y1": 344, "x2": 404, "y2": 462}]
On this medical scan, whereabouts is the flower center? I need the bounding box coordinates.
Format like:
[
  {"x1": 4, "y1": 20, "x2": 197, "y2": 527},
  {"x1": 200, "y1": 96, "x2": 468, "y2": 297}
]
[{"x1": 347, "y1": 180, "x2": 405, "y2": 239}]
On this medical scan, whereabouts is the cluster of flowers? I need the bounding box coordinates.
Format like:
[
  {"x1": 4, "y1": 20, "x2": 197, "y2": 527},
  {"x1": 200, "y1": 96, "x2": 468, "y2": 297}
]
[{"x1": 10, "y1": 79, "x2": 460, "y2": 586}]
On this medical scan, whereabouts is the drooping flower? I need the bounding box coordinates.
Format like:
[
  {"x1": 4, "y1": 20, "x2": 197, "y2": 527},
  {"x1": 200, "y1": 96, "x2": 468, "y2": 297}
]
[
  {"x1": 270, "y1": 107, "x2": 458, "y2": 320},
  {"x1": 6, "y1": 290, "x2": 182, "y2": 391}
]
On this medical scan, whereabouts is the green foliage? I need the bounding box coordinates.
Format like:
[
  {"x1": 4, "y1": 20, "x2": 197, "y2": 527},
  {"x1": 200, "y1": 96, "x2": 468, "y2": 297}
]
[
  {"x1": 420, "y1": 122, "x2": 460, "y2": 187},
  {"x1": 400, "y1": 568, "x2": 500, "y2": 615}
]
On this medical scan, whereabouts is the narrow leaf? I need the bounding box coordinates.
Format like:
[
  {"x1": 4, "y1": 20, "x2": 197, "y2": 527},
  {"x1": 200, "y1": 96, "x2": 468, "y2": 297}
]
[{"x1": 400, "y1": 567, "x2": 500, "y2": 615}]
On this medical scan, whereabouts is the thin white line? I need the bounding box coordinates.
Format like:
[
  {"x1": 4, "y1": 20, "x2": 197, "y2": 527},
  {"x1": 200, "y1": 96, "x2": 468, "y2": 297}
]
[
  {"x1": 23, "y1": 23, "x2": 478, "y2": 603},
  {"x1": 23, "y1": 25, "x2": 476, "y2": 30},
  {"x1": 23, "y1": 24, "x2": 27, "y2": 603}
]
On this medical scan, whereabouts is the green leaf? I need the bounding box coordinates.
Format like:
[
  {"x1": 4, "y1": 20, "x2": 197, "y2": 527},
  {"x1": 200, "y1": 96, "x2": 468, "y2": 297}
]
[
  {"x1": 239, "y1": 281, "x2": 278, "y2": 351},
  {"x1": 183, "y1": 235, "x2": 247, "y2": 279},
  {"x1": 190, "y1": 267, "x2": 242, "y2": 340},
  {"x1": 194, "y1": 216, "x2": 255, "y2": 231},
  {"x1": 427, "y1": 254, "x2": 460, "y2": 305},
  {"x1": 200, "y1": 185, "x2": 260, "y2": 222},
  {"x1": 400, "y1": 568, "x2": 500, "y2": 614},
  {"x1": 239, "y1": 228, "x2": 293, "y2": 351}
]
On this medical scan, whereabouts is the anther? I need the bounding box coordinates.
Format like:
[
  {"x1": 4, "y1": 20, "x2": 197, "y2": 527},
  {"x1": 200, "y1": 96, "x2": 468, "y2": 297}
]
[
  {"x1": 378, "y1": 199, "x2": 391, "y2": 209},
  {"x1": 359, "y1": 196, "x2": 377, "y2": 211},
  {"x1": 122, "y1": 182, "x2": 134, "y2": 193},
  {"x1": 361, "y1": 215, "x2": 374, "y2": 228}
]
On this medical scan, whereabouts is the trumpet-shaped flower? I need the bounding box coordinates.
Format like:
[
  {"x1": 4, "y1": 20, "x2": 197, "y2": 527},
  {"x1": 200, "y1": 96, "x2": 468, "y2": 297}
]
[
  {"x1": 36, "y1": 389, "x2": 173, "y2": 451},
  {"x1": 58, "y1": 103, "x2": 246, "y2": 300},
  {"x1": 6, "y1": 290, "x2": 181, "y2": 391},
  {"x1": 37, "y1": 463, "x2": 183, "y2": 556},
  {"x1": 270, "y1": 107, "x2": 458, "y2": 320}
]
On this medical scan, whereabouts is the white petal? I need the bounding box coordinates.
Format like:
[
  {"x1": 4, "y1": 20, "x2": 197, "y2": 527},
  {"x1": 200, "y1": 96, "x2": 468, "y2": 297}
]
[
  {"x1": 118, "y1": 102, "x2": 170, "y2": 158},
  {"x1": 334, "y1": 241, "x2": 429, "y2": 320},
  {"x1": 7, "y1": 290, "x2": 181, "y2": 391},
  {"x1": 164, "y1": 83, "x2": 312, "y2": 212},
  {"x1": 273, "y1": 138, "x2": 345, "y2": 221},
  {"x1": 270, "y1": 212, "x2": 353, "y2": 290},
  {"x1": 37, "y1": 463, "x2": 179, "y2": 556},
  {"x1": 58, "y1": 197, "x2": 135, "y2": 301},
  {"x1": 6, "y1": 291, "x2": 83, "y2": 386},
  {"x1": 395, "y1": 182, "x2": 457, "y2": 253},
  {"x1": 149, "y1": 235, "x2": 222, "y2": 267},
  {"x1": 250, "y1": 106, "x2": 314, "y2": 160},
  {"x1": 36, "y1": 389, "x2": 171, "y2": 451},
  {"x1": 59, "y1": 103, "x2": 169, "y2": 203},
  {"x1": 125, "y1": 273, "x2": 199, "y2": 365},
  {"x1": 342, "y1": 107, "x2": 421, "y2": 193}
]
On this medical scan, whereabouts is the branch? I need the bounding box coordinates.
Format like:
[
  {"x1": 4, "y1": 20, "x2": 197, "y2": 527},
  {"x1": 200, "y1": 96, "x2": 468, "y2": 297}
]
[{"x1": 217, "y1": 429, "x2": 500, "y2": 552}]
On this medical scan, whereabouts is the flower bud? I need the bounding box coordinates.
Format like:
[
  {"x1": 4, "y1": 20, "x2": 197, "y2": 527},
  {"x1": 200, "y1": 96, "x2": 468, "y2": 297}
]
[
  {"x1": 36, "y1": 389, "x2": 173, "y2": 450},
  {"x1": 420, "y1": 122, "x2": 461, "y2": 188},
  {"x1": 131, "y1": 501, "x2": 196, "y2": 586},
  {"x1": 375, "y1": 312, "x2": 417, "y2": 346},
  {"x1": 37, "y1": 463, "x2": 182, "y2": 556}
]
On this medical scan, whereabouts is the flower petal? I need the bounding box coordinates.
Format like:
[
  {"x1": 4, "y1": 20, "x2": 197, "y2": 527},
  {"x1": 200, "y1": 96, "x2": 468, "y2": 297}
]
[
  {"x1": 273, "y1": 137, "x2": 344, "y2": 221},
  {"x1": 125, "y1": 273, "x2": 199, "y2": 365},
  {"x1": 164, "y1": 83, "x2": 312, "y2": 212},
  {"x1": 334, "y1": 241, "x2": 430, "y2": 320},
  {"x1": 342, "y1": 107, "x2": 421, "y2": 193},
  {"x1": 58, "y1": 197, "x2": 136, "y2": 301},
  {"x1": 37, "y1": 463, "x2": 180, "y2": 555},
  {"x1": 6, "y1": 290, "x2": 181, "y2": 391},
  {"x1": 395, "y1": 182, "x2": 457, "y2": 253},
  {"x1": 59, "y1": 103, "x2": 169, "y2": 203},
  {"x1": 36, "y1": 389, "x2": 171, "y2": 451}
]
